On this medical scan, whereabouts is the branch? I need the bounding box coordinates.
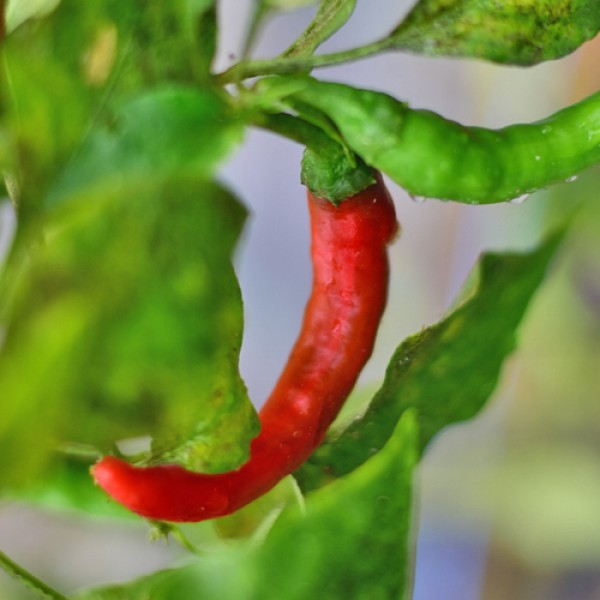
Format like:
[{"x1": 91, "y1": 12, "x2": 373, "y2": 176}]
[
  {"x1": 217, "y1": 39, "x2": 390, "y2": 83},
  {"x1": 0, "y1": 549, "x2": 69, "y2": 600}
]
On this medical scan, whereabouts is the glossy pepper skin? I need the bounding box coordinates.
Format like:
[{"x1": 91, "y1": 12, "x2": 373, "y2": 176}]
[
  {"x1": 267, "y1": 77, "x2": 600, "y2": 204},
  {"x1": 92, "y1": 176, "x2": 398, "y2": 522}
]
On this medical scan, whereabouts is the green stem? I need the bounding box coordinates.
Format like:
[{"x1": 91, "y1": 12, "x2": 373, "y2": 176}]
[
  {"x1": 217, "y1": 38, "x2": 391, "y2": 83},
  {"x1": 148, "y1": 522, "x2": 206, "y2": 555},
  {"x1": 241, "y1": 4, "x2": 269, "y2": 60},
  {"x1": 0, "y1": 550, "x2": 68, "y2": 600},
  {"x1": 168, "y1": 526, "x2": 205, "y2": 555},
  {"x1": 55, "y1": 441, "x2": 101, "y2": 461},
  {"x1": 251, "y1": 111, "x2": 375, "y2": 202},
  {"x1": 251, "y1": 111, "x2": 332, "y2": 148}
]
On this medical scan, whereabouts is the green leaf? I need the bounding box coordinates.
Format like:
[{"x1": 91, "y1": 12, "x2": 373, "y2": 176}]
[
  {"x1": 245, "y1": 410, "x2": 417, "y2": 600},
  {"x1": 121, "y1": 0, "x2": 219, "y2": 85},
  {"x1": 283, "y1": 0, "x2": 357, "y2": 58},
  {"x1": 296, "y1": 228, "x2": 566, "y2": 492},
  {"x1": 388, "y1": 0, "x2": 600, "y2": 66},
  {"x1": 1, "y1": 0, "x2": 222, "y2": 220},
  {"x1": 219, "y1": 0, "x2": 600, "y2": 81},
  {"x1": 2, "y1": 3, "x2": 101, "y2": 214},
  {"x1": 7, "y1": 456, "x2": 137, "y2": 521},
  {"x1": 0, "y1": 79, "x2": 245, "y2": 489},
  {"x1": 0, "y1": 178, "x2": 259, "y2": 489},
  {"x1": 75, "y1": 411, "x2": 419, "y2": 600},
  {"x1": 46, "y1": 84, "x2": 242, "y2": 207},
  {"x1": 75, "y1": 571, "x2": 173, "y2": 600},
  {"x1": 195, "y1": 2, "x2": 218, "y2": 77}
]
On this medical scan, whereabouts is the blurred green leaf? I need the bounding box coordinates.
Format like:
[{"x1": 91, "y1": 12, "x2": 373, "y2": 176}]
[
  {"x1": 1, "y1": 0, "x2": 221, "y2": 220},
  {"x1": 75, "y1": 411, "x2": 419, "y2": 600},
  {"x1": 75, "y1": 571, "x2": 172, "y2": 600},
  {"x1": 8, "y1": 456, "x2": 137, "y2": 521},
  {"x1": 46, "y1": 84, "x2": 242, "y2": 207},
  {"x1": 244, "y1": 410, "x2": 417, "y2": 600},
  {"x1": 2, "y1": 7, "x2": 99, "y2": 214},
  {"x1": 0, "y1": 65, "x2": 247, "y2": 491},
  {"x1": 0, "y1": 177, "x2": 259, "y2": 489},
  {"x1": 195, "y1": 2, "x2": 218, "y2": 77},
  {"x1": 388, "y1": 0, "x2": 600, "y2": 65},
  {"x1": 283, "y1": 0, "x2": 357, "y2": 58},
  {"x1": 296, "y1": 228, "x2": 566, "y2": 491},
  {"x1": 119, "y1": 0, "x2": 219, "y2": 86}
]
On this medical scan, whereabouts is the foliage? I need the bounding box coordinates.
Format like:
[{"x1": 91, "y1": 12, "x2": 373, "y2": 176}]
[
  {"x1": 0, "y1": 0, "x2": 597, "y2": 598},
  {"x1": 389, "y1": 0, "x2": 600, "y2": 65}
]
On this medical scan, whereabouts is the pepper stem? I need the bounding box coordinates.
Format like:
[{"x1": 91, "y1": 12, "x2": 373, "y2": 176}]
[
  {"x1": 0, "y1": 550, "x2": 69, "y2": 600},
  {"x1": 251, "y1": 112, "x2": 375, "y2": 203}
]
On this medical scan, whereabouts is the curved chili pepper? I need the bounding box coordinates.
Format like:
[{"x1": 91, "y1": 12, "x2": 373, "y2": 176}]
[
  {"x1": 92, "y1": 176, "x2": 397, "y2": 522},
  {"x1": 260, "y1": 77, "x2": 600, "y2": 204}
]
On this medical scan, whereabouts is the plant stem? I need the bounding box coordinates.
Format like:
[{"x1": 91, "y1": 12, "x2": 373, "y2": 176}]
[
  {"x1": 0, "y1": 550, "x2": 68, "y2": 600},
  {"x1": 55, "y1": 441, "x2": 102, "y2": 461},
  {"x1": 217, "y1": 38, "x2": 391, "y2": 83},
  {"x1": 168, "y1": 526, "x2": 205, "y2": 555},
  {"x1": 240, "y1": 4, "x2": 270, "y2": 60},
  {"x1": 251, "y1": 111, "x2": 375, "y2": 202},
  {"x1": 251, "y1": 111, "x2": 331, "y2": 148}
]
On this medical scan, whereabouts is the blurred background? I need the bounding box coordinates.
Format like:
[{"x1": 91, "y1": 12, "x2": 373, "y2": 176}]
[{"x1": 1, "y1": 0, "x2": 600, "y2": 598}]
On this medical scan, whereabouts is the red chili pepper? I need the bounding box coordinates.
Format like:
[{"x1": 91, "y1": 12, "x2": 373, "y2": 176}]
[{"x1": 92, "y1": 175, "x2": 397, "y2": 522}]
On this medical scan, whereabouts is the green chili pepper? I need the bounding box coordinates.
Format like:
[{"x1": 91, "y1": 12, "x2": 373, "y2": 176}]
[{"x1": 268, "y1": 77, "x2": 600, "y2": 204}]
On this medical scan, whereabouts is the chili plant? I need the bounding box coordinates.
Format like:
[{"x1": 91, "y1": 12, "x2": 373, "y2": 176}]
[{"x1": 0, "y1": 1, "x2": 598, "y2": 598}]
